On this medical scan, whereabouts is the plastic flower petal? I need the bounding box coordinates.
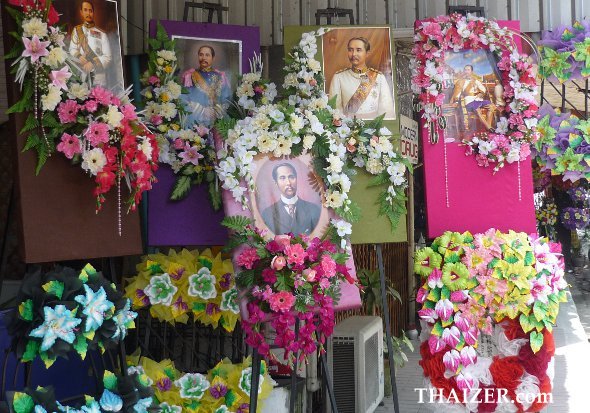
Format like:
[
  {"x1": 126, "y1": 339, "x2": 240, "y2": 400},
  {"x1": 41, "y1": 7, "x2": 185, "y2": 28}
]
[
  {"x1": 74, "y1": 285, "x2": 115, "y2": 333},
  {"x1": 112, "y1": 300, "x2": 137, "y2": 340},
  {"x1": 442, "y1": 349, "x2": 461, "y2": 373},
  {"x1": 144, "y1": 273, "x2": 178, "y2": 306},
  {"x1": 187, "y1": 268, "x2": 217, "y2": 300},
  {"x1": 99, "y1": 389, "x2": 123, "y2": 412},
  {"x1": 238, "y1": 367, "x2": 264, "y2": 395},
  {"x1": 441, "y1": 326, "x2": 461, "y2": 348},
  {"x1": 441, "y1": 262, "x2": 471, "y2": 291},
  {"x1": 428, "y1": 334, "x2": 446, "y2": 354},
  {"x1": 413, "y1": 247, "x2": 442, "y2": 277},
  {"x1": 29, "y1": 305, "x2": 82, "y2": 351},
  {"x1": 460, "y1": 345, "x2": 477, "y2": 367},
  {"x1": 220, "y1": 288, "x2": 239, "y2": 314},
  {"x1": 435, "y1": 299, "x2": 454, "y2": 321},
  {"x1": 50, "y1": 66, "x2": 72, "y2": 90},
  {"x1": 159, "y1": 403, "x2": 182, "y2": 413},
  {"x1": 418, "y1": 307, "x2": 438, "y2": 323},
  {"x1": 455, "y1": 371, "x2": 478, "y2": 391},
  {"x1": 22, "y1": 35, "x2": 50, "y2": 63},
  {"x1": 427, "y1": 268, "x2": 443, "y2": 289},
  {"x1": 175, "y1": 373, "x2": 210, "y2": 399}
]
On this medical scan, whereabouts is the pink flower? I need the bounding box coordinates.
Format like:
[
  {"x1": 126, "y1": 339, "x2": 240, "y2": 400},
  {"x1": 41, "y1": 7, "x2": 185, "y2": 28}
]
[
  {"x1": 57, "y1": 100, "x2": 79, "y2": 123},
  {"x1": 416, "y1": 286, "x2": 428, "y2": 304},
  {"x1": 121, "y1": 104, "x2": 138, "y2": 120},
  {"x1": 285, "y1": 244, "x2": 306, "y2": 266},
  {"x1": 519, "y1": 143, "x2": 531, "y2": 159},
  {"x1": 450, "y1": 290, "x2": 468, "y2": 303},
  {"x1": 150, "y1": 114, "x2": 163, "y2": 125},
  {"x1": 89, "y1": 86, "x2": 113, "y2": 105},
  {"x1": 148, "y1": 75, "x2": 160, "y2": 86},
  {"x1": 463, "y1": 327, "x2": 479, "y2": 346},
  {"x1": 172, "y1": 139, "x2": 184, "y2": 150},
  {"x1": 178, "y1": 145, "x2": 204, "y2": 165},
  {"x1": 320, "y1": 255, "x2": 336, "y2": 278},
  {"x1": 195, "y1": 125, "x2": 209, "y2": 137},
  {"x1": 50, "y1": 67, "x2": 72, "y2": 90},
  {"x1": 268, "y1": 291, "x2": 295, "y2": 313},
  {"x1": 427, "y1": 268, "x2": 443, "y2": 289},
  {"x1": 303, "y1": 268, "x2": 317, "y2": 282},
  {"x1": 442, "y1": 326, "x2": 461, "y2": 348},
  {"x1": 456, "y1": 372, "x2": 477, "y2": 391},
  {"x1": 443, "y1": 349, "x2": 461, "y2": 373},
  {"x1": 261, "y1": 268, "x2": 277, "y2": 284},
  {"x1": 428, "y1": 335, "x2": 445, "y2": 354},
  {"x1": 271, "y1": 255, "x2": 287, "y2": 271},
  {"x1": 85, "y1": 100, "x2": 98, "y2": 113},
  {"x1": 453, "y1": 311, "x2": 470, "y2": 332},
  {"x1": 318, "y1": 277, "x2": 330, "y2": 289},
  {"x1": 274, "y1": 234, "x2": 291, "y2": 248},
  {"x1": 85, "y1": 122, "x2": 110, "y2": 145},
  {"x1": 418, "y1": 307, "x2": 438, "y2": 323},
  {"x1": 56, "y1": 133, "x2": 81, "y2": 159},
  {"x1": 434, "y1": 299, "x2": 454, "y2": 321},
  {"x1": 460, "y1": 346, "x2": 477, "y2": 367},
  {"x1": 22, "y1": 35, "x2": 50, "y2": 63},
  {"x1": 237, "y1": 247, "x2": 259, "y2": 270}
]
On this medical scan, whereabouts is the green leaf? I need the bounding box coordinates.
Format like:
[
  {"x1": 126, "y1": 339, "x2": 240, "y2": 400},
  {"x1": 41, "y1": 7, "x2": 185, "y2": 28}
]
[
  {"x1": 274, "y1": 272, "x2": 293, "y2": 291},
  {"x1": 519, "y1": 313, "x2": 534, "y2": 333},
  {"x1": 19, "y1": 114, "x2": 39, "y2": 134},
  {"x1": 431, "y1": 321, "x2": 443, "y2": 336},
  {"x1": 236, "y1": 269, "x2": 256, "y2": 289},
  {"x1": 103, "y1": 370, "x2": 118, "y2": 391},
  {"x1": 333, "y1": 252, "x2": 349, "y2": 265},
  {"x1": 192, "y1": 302, "x2": 206, "y2": 312},
  {"x1": 22, "y1": 132, "x2": 40, "y2": 152},
  {"x1": 440, "y1": 286, "x2": 450, "y2": 300},
  {"x1": 222, "y1": 215, "x2": 253, "y2": 232},
  {"x1": 208, "y1": 182, "x2": 222, "y2": 211},
  {"x1": 7, "y1": 81, "x2": 34, "y2": 114},
  {"x1": 42, "y1": 280, "x2": 65, "y2": 299},
  {"x1": 18, "y1": 299, "x2": 34, "y2": 321},
  {"x1": 529, "y1": 330, "x2": 544, "y2": 353},
  {"x1": 74, "y1": 336, "x2": 89, "y2": 359},
  {"x1": 170, "y1": 175, "x2": 192, "y2": 201},
  {"x1": 21, "y1": 340, "x2": 40, "y2": 362},
  {"x1": 40, "y1": 351, "x2": 56, "y2": 368},
  {"x1": 35, "y1": 143, "x2": 50, "y2": 175},
  {"x1": 533, "y1": 301, "x2": 548, "y2": 322},
  {"x1": 12, "y1": 392, "x2": 34, "y2": 413}
]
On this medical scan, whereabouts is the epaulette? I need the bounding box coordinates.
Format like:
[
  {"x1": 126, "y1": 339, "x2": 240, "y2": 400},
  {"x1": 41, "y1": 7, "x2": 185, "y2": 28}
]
[
  {"x1": 369, "y1": 68, "x2": 382, "y2": 74},
  {"x1": 335, "y1": 68, "x2": 349, "y2": 74}
]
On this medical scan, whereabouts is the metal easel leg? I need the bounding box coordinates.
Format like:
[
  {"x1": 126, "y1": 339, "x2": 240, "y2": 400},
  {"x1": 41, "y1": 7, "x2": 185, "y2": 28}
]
[
  {"x1": 249, "y1": 348, "x2": 262, "y2": 412},
  {"x1": 376, "y1": 244, "x2": 400, "y2": 413},
  {"x1": 289, "y1": 318, "x2": 300, "y2": 413},
  {"x1": 320, "y1": 351, "x2": 338, "y2": 413}
]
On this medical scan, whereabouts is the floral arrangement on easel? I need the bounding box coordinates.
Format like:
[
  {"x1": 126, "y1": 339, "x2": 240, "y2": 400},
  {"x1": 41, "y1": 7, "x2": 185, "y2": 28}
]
[
  {"x1": 6, "y1": 0, "x2": 159, "y2": 217},
  {"x1": 414, "y1": 229, "x2": 566, "y2": 412},
  {"x1": 128, "y1": 355, "x2": 274, "y2": 413},
  {"x1": 215, "y1": 29, "x2": 410, "y2": 233},
  {"x1": 124, "y1": 248, "x2": 240, "y2": 332},
  {"x1": 10, "y1": 369, "x2": 155, "y2": 413},
  {"x1": 223, "y1": 216, "x2": 356, "y2": 361},
  {"x1": 141, "y1": 23, "x2": 221, "y2": 207},
  {"x1": 10, "y1": 264, "x2": 137, "y2": 368},
  {"x1": 412, "y1": 14, "x2": 539, "y2": 172}
]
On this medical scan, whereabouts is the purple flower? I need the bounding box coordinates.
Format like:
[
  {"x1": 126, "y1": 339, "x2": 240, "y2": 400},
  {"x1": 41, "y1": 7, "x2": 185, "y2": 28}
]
[
  {"x1": 206, "y1": 303, "x2": 219, "y2": 315},
  {"x1": 209, "y1": 383, "x2": 228, "y2": 399},
  {"x1": 237, "y1": 403, "x2": 250, "y2": 413},
  {"x1": 219, "y1": 273, "x2": 232, "y2": 290},
  {"x1": 156, "y1": 377, "x2": 172, "y2": 391},
  {"x1": 136, "y1": 289, "x2": 150, "y2": 306}
]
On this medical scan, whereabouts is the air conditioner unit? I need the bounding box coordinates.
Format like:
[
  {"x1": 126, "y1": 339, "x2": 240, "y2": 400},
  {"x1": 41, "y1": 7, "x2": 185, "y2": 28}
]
[{"x1": 327, "y1": 316, "x2": 384, "y2": 413}]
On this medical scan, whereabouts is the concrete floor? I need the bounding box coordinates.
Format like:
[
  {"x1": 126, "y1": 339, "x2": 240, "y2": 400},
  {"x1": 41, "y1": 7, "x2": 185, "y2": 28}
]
[{"x1": 376, "y1": 282, "x2": 590, "y2": 413}]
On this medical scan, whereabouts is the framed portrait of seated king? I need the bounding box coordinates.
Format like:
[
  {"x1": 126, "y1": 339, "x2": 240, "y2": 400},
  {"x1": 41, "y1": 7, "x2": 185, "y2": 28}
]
[{"x1": 147, "y1": 20, "x2": 260, "y2": 247}]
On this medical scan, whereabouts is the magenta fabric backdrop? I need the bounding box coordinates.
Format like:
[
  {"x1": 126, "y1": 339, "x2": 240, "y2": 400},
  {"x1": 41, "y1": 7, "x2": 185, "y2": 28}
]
[
  {"x1": 147, "y1": 20, "x2": 260, "y2": 246},
  {"x1": 421, "y1": 20, "x2": 537, "y2": 238}
]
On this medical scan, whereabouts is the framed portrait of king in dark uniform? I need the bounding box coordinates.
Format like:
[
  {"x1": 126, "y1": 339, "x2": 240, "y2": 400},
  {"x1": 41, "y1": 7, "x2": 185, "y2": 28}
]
[
  {"x1": 54, "y1": 0, "x2": 125, "y2": 94},
  {"x1": 322, "y1": 27, "x2": 395, "y2": 121}
]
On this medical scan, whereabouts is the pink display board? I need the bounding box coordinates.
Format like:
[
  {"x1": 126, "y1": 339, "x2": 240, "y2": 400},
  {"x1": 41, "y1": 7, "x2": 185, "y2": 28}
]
[{"x1": 421, "y1": 20, "x2": 537, "y2": 238}]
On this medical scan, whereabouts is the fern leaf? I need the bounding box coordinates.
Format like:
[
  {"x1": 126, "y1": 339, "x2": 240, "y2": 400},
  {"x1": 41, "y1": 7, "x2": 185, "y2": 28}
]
[
  {"x1": 170, "y1": 175, "x2": 192, "y2": 201},
  {"x1": 221, "y1": 215, "x2": 252, "y2": 231}
]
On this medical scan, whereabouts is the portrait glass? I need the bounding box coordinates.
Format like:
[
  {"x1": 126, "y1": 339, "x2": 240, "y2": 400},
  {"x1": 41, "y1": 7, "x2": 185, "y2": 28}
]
[
  {"x1": 173, "y1": 36, "x2": 242, "y2": 127},
  {"x1": 55, "y1": 0, "x2": 125, "y2": 94},
  {"x1": 441, "y1": 49, "x2": 503, "y2": 141},
  {"x1": 322, "y1": 27, "x2": 395, "y2": 120},
  {"x1": 251, "y1": 154, "x2": 330, "y2": 239}
]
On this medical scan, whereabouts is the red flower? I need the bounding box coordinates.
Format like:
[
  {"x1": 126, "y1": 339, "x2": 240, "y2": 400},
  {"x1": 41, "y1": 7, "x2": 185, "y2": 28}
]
[
  {"x1": 489, "y1": 356, "x2": 524, "y2": 408},
  {"x1": 8, "y1": 0, "x2": 59, "y2": 25}
]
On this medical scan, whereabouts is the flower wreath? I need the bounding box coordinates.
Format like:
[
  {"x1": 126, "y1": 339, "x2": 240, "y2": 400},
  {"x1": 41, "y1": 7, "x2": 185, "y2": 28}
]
[
  {"x1": 412, "y1": 14, "x2": 539, "y2": 172},
  {"x1": 533, "y1": 104, "x2": 590, "y2": 183},
  {"x1": 6, "y1": 0, "x2": 159, "y2": 214},
  {"x1": 224, "y1": 217, "x2": 355, "y2": 362},
  {"x1": 215, "y1": 29, "x2": 410, "y2": 234},
  {"x1": 414, "y1": 230, "x2": 566, "y2": 412},
  {"x1": 535, "y1": 199, "x2": 558, "y2": 231},
  {"x1": 141, "y1": 23, "x2": 221, "y2": 207},
  {"x1": 560, "y1": 207, "x2": 589, "y2": 230},
  {"x1": 10, "y1": 264, "x2": 137, "y2": 368},
  {"x1": 10, "y1": 369, "x2": 155, "y2": 413},
  {"x1": 128, "y1": 355, "x2": 274, "y2": 413},
  {"x1": 124, "y1": 249, "x2": 240, "y2": 332}
]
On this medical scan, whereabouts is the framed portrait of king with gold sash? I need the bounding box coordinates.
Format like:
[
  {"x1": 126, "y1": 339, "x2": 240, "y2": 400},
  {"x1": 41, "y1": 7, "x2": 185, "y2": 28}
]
[
  {"x1": 322, "y1": 27, "x2": 396, "y2": 121},
  {"x1": 55, "y1": 0, "x2": 125, "y2": 94}
]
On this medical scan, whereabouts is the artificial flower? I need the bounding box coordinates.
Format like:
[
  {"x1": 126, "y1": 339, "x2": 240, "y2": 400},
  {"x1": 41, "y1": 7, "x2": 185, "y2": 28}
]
[
  {"x1": 22, "y1": 34, "x2": 50, "y2": 62},
  {"x1": 74, "y1": 285, "x2": 115, "y2": 333},
  {"x1": 29, "y1": 305, "x2": 81, "y2": 351}
]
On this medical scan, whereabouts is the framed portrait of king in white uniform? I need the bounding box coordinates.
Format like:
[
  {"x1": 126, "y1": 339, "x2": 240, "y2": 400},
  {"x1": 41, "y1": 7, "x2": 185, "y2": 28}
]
[
  {"x1": 54, "y1": 0, "x2": 125, "y2": 94},
  {"x1": 323, "y1": 27, "x2": 396, "y2": 121}
]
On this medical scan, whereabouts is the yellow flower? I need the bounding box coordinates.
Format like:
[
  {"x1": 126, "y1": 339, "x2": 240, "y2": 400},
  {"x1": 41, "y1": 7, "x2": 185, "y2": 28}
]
[
  {"x1": 164, "y1": 65, "x2": 173, "y2": 74},
  {"x1": 170, "y1": 123, "x2": 180, "y2": 131},
  {"x1": 194, "y1": 165, "x2": 203, "y2": 174},
  {"x1": 160, "y1": 93, "x2": 170, "y2": 103}
]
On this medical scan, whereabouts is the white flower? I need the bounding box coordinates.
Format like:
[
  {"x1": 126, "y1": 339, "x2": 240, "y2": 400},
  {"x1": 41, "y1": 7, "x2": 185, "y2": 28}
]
[
  {"x1": 331, "y1": 219, "x2": 352, "y2": 237},
  {"x1": 138, "y1": 136, "x2": 153, "y2": 158},
  {"x1": 366, "y1": 158, "x2": 385, "y2": 174},
  {"x1": 41, "y1": 85, "x2": 62, "y2": 112},
  {"x1": 218, "y1": 157, "x2": 237, "y2": 174},
  {"x1": 81, "y1": 148, "x2": 107, "y2": 176},
  {"x1": 105, "y1": 105, "x2": 124, "y2": 127},
  {"x1": 23, "y1": 17, "x2": 48, "y2": 38},
  {"x1": 258, "y1": 132, "x2": 277, "y2": 153},
  {"x1": 308, "y1": 59, "x2": 321, "y2": 73},
  {"x1": 242, "y1": 72, "x2": 261, "y2": 83},
  {"x1": 336, "y1": 124, "x2": 351, "y2": 138},
  {"x1": 283, "y1": 72, "x2": 299, "y2": 88},
  {"x1": 165, "y1": 81, "x2": 182, "y2": 99},
  {"x1": 273, "y1": 137, "x2": 292, "y2": 157},
  {"x1": 269, "y1": 109, "x2": 285, "y2": 123},
  {"x1": 477, "y1": 140, "x2": 497, "y2": 156},
  {"x1": 290, "y1": 114, "x2": 304, "y2": 133},
  {"x1": 68, "y1": 82, "x2": 89, "y2": 100},
  {"x1": 160, "y1": 102, "x2": 178, "y2": 120},
  {"x1": 379, "y1": 126, "x2": 392, "y2": 136},
  {"x1": 303, "y1": 134, "x2": 316, "y2": 150},
  {"x1": 46, "y1": 47, "x2": 67, "y2": 68},
  {"x1": 237, "y1": 82, "x2": 254, "y2": 98},
  {"x1": 324, "y1": 190, "x2": 344, "y2": 208},
  {"x1": 238, "y1": 95, "x2": 255, "y2": 109},
  {"x1": 157, "y1": 49, "x2": 177, "y2": 61},
  {"x1": 326, "y1": 154, "x2": 344, "y2": 174},
  {"x1": 506, "y1": 146, "x2": 521, "y2": 163},
  {"x1": 327, "y1": 173, "x2": 351, "y2": 192},
  {"x1": 495, "y1": 117, "x2": 509, "y2": 134},
  {"x1": 253, "y1": 114, "x2": 272, "y2": 129}
]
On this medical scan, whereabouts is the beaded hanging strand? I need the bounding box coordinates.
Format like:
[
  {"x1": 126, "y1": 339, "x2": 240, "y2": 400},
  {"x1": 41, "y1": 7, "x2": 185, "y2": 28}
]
[
  {"x1": 34, "y1": 65, "x2": 51, "y2": 154},
  {"x1": 517, "y1": 160, "x2": 522, "y2": 201},
  {"x1": 443, "y1": 136, "x2": 450, "y2": 207}
]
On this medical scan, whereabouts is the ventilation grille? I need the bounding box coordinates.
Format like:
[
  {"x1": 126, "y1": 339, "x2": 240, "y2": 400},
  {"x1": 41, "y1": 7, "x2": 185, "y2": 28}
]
[
  {"x1": 333, "y1": 340, "x2": 356, "y2": 413},
  {"x1": 364, "y1": 332, "x2": 380, "y2": 410}
]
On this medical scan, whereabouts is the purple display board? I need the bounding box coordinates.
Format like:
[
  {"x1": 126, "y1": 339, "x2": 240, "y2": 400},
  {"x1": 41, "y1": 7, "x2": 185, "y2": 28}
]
[{"x1": 146, "y1": 20, "x2": 260, "y2": 247}]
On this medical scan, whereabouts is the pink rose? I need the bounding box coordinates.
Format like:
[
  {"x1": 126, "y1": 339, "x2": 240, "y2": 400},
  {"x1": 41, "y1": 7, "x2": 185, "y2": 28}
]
[
  {"x1": 148, "y1": 75, "x2": 160, "y2": 86},
  {"x1": 303, "y1": 268, "x2": 317, "y2": 282},
  {"x1": 173, "y1": 139, "x2": 185, "y2": 150},
  {"x1": 274, "y1": 235, "x2": 291, "y2": 248},
  {"x1": 271, "y1": 255, "x2": 287, "y2": 271}
]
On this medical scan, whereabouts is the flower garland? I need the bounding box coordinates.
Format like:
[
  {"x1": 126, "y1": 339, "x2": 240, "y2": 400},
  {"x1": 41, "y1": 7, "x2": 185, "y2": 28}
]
[
  {"x1": 533, "y1": 104, "x2": 590, "y2": 183},
  {"x1": 412, "y1": 14, "x2": 539, "y2": 171},
  {"x1": 124, "y1": 249, "x2": 240, "y2": 332},
  {"x1": 7, "y1": 1, "x2": 159, "y2": 214},
  {"x1": 538, "y1": 19, "x2": 590, "y2": 83},
  {"x1": 215, "y1": 29, "x2": 409, "y2": 233},
  {"x1": 414, "y1": 230, "x2": 566, "y2": 412},
  {"x1": 128, "y1": 356, "x2": 274, "y2": 413},
  {"x1": 224, "y1": 217, "x2": 355, "y2": 362},
  {"x1": 141, "y1": 23, "x2": 220, "y2": 207},
  {"x1": 10, "y1": 369, "x2": 154, "y2": 413},
  {"x1": 10, "y1": 264, "x2": 137, "y2": 368}
]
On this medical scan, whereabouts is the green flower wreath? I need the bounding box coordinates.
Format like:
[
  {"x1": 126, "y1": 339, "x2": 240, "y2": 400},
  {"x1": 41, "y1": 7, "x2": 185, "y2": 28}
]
[
  {"x1": 414, "y1": 247, "x2": 442, "y2": 277},
  {"x1": 441, "y1": 262, "x2": 473, "y2": 291}
]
